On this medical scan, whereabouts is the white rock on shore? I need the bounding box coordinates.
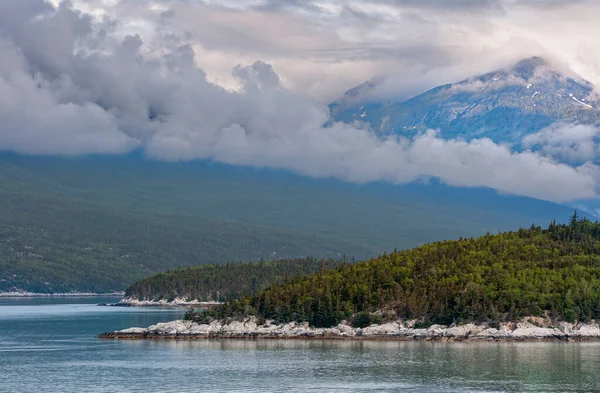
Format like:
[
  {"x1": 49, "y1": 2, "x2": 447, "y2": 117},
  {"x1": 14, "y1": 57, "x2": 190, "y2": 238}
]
[
  {"x1": 104, "y1": 316, "x2": 600, "y2": 341},
  {"x1": 119, "y1": 327, "x2": 148, "y2": 334},
  {"x1": 118, "y1": 297, "x2": 222, "y2": 307}
]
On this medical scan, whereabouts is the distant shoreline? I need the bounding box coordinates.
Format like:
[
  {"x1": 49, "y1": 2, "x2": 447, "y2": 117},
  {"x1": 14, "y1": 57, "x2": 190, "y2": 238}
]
[{"x1": 0, "y1": 292, "x2": 125, "y2": 298}]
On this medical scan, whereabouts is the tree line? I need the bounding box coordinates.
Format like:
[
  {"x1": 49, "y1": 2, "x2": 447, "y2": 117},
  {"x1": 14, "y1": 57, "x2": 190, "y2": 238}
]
[
  {"x1": 126, "y1": 257, "x2": 342, "y2": 302},
  {"x1": 188, "y1": 213, "x2": 600, "y2": 327}
]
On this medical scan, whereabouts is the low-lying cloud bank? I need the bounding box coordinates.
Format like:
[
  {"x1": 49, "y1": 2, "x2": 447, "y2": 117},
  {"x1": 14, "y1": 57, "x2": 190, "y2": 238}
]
[{"x1": 0, "y1": 1, "x2": 599, "y2": 204}]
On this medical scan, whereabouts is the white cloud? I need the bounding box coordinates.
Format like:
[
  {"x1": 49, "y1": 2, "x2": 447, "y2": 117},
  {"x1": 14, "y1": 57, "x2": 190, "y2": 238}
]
[
  {"x1": 0, "y1": 0, "x2": 599, "y2": 204},
  {"x1": 77, "y1": 0, "x2": 600, "y2": 102},
  {"x1": 523, "y1": 123, "x2": 600, "y2": 163}
]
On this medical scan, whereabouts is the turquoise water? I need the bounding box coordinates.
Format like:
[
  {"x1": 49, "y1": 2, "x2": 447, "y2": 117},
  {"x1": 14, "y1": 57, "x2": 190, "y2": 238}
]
[{"x1": 1, "y1": 298, "x2": 600, "y2": 392}]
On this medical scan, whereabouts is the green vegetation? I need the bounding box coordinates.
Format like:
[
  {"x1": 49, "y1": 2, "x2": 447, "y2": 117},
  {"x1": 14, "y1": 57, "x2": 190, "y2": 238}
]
[
  {"x1": 188, "y1": 214, "x2": 600, "y2": 327},
  {"x1": 0, "y1": 190, "x2": 358, "y2": 292},
  {"x1": 0, "y1": 156, "x2": 366, "y2": 293},
  {"x1": 0, "y1": 154, "x2": 581, "y2": 292},
  {"x1": 0, "y1": 225, "x2": 150, "y2": 293},
  {"x1": 125, "y1": 258, "x2": 342, "y2": 302}
]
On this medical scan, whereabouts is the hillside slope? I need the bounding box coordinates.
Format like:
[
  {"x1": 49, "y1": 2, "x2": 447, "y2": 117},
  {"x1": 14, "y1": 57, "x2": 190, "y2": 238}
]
[
  {"x1": 0, "y1": 154, "x2": 582, "y2": 293},
  {"x1": 195, "y1": 215, "x2": 600, "y2": 327},
  {"x1": 0, "y1": 196, "x2": 360, "y2": 293}
]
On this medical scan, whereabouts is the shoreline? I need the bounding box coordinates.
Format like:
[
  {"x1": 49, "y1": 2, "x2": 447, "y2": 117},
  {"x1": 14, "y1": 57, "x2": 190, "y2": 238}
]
[
  {"x1": 99, "y1": 302, "x2": 222, "y2": 309},
  {"x1": 97, "y1": 316, "x2": 600, "y2": 342},
  {"x1": 96, "y1": 332, "x2": 600, "y2": 342},
  {"x1": 0, "y1": 291, "x2": 125, "y2": 298},
  {"x1": 111, "y1": 297, "x2": 222, "y2": 308}
]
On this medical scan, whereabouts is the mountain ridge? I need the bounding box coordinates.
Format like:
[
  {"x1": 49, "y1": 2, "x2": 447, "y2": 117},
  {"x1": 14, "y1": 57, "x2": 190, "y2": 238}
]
[{"x1": 331, "y1": 57, "x2": 600, "y2": 143}]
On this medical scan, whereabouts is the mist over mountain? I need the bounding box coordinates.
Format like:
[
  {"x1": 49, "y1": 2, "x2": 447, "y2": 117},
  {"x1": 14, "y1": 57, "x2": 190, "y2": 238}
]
[
  {"x1": 331, "y1": 57, "x2": 600, "y2": 145},
  {"x1": 0, "y1": 2, "x2": 598, "y2": 205}
]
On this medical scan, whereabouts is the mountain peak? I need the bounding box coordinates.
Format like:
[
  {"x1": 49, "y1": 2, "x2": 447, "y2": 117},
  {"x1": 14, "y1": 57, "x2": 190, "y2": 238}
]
[
  {"x1": 511, "y1": 57, "x2": 551, "y2": 80},
  {"x1": 331, "y1": 56, "x2": 599, "y2": 143}
]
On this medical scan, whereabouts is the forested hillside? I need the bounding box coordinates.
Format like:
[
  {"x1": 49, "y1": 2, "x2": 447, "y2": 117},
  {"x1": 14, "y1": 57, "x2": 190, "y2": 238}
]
[
  {"x1": 0, "y1": 154, "x2": 581, "y2": 293},
  {"x1": 190, "y1": 215, "x2": 600, "y2": 327},
  {"x1": 0, "y1": 191, "x2": 360, "y2": 293},
  {"x1": 0, "y1": 156, "x2": 367, "y2": 293},
  {"x1": 125, "y1": 258, "x2": 342, "y2": 302}
]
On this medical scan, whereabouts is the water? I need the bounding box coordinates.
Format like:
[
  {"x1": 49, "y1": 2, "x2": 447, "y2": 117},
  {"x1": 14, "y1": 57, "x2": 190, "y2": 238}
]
[{"x1": 1, "y1": 298, "x2": 600, "y2": 392}]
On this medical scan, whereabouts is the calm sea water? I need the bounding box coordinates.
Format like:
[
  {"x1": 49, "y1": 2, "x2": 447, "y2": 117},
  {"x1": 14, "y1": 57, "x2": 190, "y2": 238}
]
[{"x1": 1, "y1": 297, "x2": 600, "y2": 392}]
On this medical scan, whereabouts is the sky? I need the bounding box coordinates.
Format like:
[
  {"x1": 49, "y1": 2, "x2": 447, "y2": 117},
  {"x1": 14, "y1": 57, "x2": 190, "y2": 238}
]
[{"x1": 1, "y1": 0, "x2": 600, "y2": 204}]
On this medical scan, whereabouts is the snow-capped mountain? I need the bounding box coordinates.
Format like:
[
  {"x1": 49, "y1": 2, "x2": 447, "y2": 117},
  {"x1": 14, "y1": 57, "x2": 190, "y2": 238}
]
[{"x1": 330, "y1": 57, "x2": 600, "y2": 144}]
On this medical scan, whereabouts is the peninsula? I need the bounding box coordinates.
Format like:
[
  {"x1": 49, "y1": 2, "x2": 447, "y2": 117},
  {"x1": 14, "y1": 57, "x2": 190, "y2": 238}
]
[{"x1": 100, "y1": 215, "x2": 600, "y2": 342}]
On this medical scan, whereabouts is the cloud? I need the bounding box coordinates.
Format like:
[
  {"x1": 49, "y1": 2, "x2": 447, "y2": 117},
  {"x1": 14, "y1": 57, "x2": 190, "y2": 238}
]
[
  {"x1": 523, "y1": 123, "x2": 600, "y2": 164},
  {"x1": 86, "y1": 0, "x2": 600, "y2": 102},
  {"x1": 0, "y1": 0, "x2": 599, "y2": 204},
  {"x1": 0, "y1": 3, "x2": 138, "y2": 155}
]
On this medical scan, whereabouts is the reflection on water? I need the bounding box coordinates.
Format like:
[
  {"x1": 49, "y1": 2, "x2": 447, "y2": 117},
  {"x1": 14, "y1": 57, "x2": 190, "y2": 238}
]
[{"x1": 1, "y1": 298, "x2": 599, "y2": 392}]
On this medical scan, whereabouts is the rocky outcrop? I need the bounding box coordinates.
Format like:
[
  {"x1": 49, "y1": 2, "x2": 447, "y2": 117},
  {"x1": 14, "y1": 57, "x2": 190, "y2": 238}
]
[
  {"x1": 97, "y1": 316, "x2": 600, "y2": 341},
  {"x1": 109, "y1": 297, "x2": 222, "y2": 308}
]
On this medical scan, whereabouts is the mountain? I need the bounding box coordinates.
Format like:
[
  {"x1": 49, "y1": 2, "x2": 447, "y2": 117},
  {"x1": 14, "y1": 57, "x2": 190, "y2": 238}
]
[
  {"x1": 190, "y1": 216, "x2": 600, "y2": 328},
  {"x1": 331, "y1": 57, "x2": 600, "y2": 143},
  {"x1": 0, "y1": 154, "x2": 580, "y2": 293}
]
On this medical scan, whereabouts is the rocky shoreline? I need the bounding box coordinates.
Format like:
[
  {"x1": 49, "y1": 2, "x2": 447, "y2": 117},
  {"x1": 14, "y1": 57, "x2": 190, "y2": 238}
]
[
  {"x1": 97, "y1": 316, "x2": 600, "y2": 342},
  {"x1": 106, "y1": 297, "x2": 222, "y2": 308}
]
